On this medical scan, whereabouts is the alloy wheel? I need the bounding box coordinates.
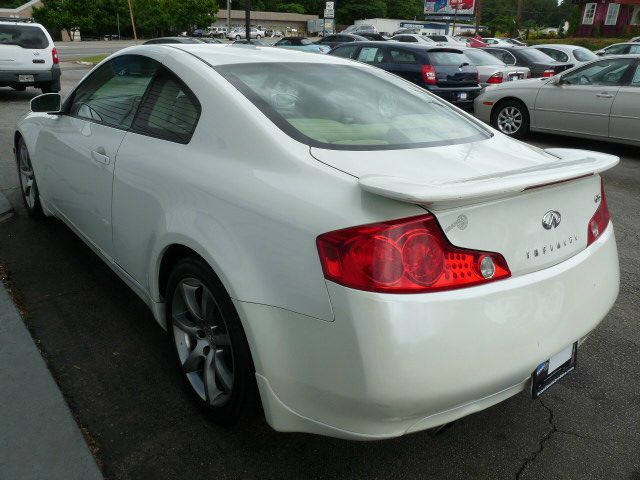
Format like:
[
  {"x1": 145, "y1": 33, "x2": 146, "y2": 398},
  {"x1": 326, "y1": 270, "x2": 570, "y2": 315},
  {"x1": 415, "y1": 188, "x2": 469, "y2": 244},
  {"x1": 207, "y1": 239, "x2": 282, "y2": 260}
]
[
  {"x1": 171, "y1": 277, "x2": 234, "y2": 407},
  {"x1": 496, "y1": 106, "x2": 523, "y2": 135},
  {"x1": 18, "y1": 142, "x2": 36, "y2": 209}
]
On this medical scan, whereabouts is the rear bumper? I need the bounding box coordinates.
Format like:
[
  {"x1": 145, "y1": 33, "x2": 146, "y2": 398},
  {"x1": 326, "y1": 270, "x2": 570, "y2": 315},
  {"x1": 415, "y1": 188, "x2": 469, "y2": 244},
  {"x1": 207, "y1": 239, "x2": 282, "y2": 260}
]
[
  {"x1": 426, "y1": 85, "x2": 482, "y2": 109},
  {"x1": 238, "y1": 225, "x2": 619, "y2": 440},
  {"x1": 0, "y1": 65, "x2": 61, "y2": 86}
]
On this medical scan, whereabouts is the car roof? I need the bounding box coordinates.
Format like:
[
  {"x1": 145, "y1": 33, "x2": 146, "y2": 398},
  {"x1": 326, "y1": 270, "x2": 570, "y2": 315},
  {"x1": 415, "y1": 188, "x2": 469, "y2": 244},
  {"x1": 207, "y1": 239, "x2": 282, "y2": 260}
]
[
  {"x1": 342, "y1": 41, "x2": 463, "y2": 52},
  {"x1": 130, "y1": 43, "x2": 359, "y2": 66},
  {"x1": 531, "y1": 44, "x2": 586, "y2": 50}
]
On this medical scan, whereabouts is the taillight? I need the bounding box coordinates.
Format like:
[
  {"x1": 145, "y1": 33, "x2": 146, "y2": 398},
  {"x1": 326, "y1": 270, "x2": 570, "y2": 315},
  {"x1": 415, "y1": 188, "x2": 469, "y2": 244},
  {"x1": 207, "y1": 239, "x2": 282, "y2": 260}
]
[
  {"x1": 487, "y1": 72, "x2": 503, "y2": 84},
  {"x1": 543, "y1": 69, "x2": 555, "y2": 78},
  {"x1": 52, "y1": 47, "x2": 59, "y2": 64},
  {"x1": 422, "y1": 65, "x2": 437, "y2": 85},
  {"x1": 587, "y1": 179, "x2": 610, "y2": 246},
  {"x1": 316, "y1": 215, "x2": 511, "y2": 294}
]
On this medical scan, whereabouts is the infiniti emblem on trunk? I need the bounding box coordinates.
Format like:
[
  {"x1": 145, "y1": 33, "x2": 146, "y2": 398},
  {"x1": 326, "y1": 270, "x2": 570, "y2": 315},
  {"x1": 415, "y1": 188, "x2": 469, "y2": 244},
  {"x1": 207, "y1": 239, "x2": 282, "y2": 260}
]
[{"x1": 542, "y1": 210, "x2": 561, "y2": 230}]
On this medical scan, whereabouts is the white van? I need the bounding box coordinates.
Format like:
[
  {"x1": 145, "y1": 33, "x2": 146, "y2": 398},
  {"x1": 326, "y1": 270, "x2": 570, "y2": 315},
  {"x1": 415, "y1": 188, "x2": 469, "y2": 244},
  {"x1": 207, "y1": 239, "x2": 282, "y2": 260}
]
[{"x1": 0, "y1": 20, "x2": 61, "y2": 93}]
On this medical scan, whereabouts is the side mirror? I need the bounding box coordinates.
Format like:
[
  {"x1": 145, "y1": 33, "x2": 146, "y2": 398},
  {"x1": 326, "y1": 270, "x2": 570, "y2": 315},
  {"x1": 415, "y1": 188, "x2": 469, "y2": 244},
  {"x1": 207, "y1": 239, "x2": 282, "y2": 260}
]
[
  {"x1": 549, "y1": 75, "x2": 562, "y2": 86},
  {"x1": 595, "y1": 49, "x2": 605, "y2": 56},
  {"x1": 30, "y1": 93, "x2": 62, "y2": 113}
]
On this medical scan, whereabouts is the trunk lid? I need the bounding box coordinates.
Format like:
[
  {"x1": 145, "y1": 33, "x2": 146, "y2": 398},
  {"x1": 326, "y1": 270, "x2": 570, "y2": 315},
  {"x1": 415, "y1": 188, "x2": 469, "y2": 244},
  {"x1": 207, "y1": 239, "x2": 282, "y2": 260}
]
[{"x1": 310, "y1": 135, "x2": 618, "y2": 275}]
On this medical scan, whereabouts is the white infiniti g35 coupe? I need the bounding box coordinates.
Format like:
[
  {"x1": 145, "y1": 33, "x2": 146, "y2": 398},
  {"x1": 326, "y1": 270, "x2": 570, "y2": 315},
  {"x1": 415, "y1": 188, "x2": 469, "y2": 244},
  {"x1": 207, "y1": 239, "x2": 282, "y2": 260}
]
[{"x1": 14, "y1": 44, "x2": 620, "y2": 440}]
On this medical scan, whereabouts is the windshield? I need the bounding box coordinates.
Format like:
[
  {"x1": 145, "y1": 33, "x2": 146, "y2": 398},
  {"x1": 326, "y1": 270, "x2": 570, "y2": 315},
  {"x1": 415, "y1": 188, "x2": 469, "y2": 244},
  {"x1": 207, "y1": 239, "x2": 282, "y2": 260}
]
[
  {"x1": 215, "y1": 63, "x2": 488, "y2": 150},
  {"x1": 0, "y1": 25, "x2": 49, "y2": 49},
  {"x1": 464, "y1": 49, "x2": 505, "y2": 66},
  {"x1": 573, "y1": 48, "x2": 598, "y2": 62},
  {"x1": 520, "y1": 48, "x2": 556, "y2": 63}
]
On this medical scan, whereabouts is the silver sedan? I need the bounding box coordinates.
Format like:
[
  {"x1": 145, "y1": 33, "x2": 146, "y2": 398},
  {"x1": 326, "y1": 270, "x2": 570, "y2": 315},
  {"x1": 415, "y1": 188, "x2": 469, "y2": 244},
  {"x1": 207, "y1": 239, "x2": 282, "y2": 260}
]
[
  {"x1": 464, "y1": 48, "x2": 530, "y2": 86},
  {"x1": 474, "y1": 55, "x2": 640, "y2": 145}
]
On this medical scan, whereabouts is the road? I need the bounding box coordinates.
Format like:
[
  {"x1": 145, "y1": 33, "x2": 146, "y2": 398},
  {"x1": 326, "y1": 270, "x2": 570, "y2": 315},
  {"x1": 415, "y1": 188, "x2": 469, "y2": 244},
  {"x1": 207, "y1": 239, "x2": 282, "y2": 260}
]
[
  {"x1": 55, "y1": 40, "x2": 138, "y2": 61},
  {"x1": 0, "y1": 66, "x2": 639, "y2": 480}
]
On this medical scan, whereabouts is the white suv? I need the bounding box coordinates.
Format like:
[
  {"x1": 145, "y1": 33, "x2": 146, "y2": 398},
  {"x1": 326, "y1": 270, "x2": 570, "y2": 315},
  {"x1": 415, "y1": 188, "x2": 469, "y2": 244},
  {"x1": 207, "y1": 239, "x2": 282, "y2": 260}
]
[{"x1": 0, "y1": 20, "x2": 61, "y2": 93}]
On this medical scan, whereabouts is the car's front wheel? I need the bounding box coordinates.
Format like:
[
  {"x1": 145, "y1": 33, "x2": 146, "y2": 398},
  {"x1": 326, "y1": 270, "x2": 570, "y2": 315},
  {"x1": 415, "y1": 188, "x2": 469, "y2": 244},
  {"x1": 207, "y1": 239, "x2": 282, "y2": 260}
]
[
  {"x1": 491, "y1": 100, "x2": 530, "y2": 139},
  {"x1": 16, "y1": 137, "x2": 44, "y2": 218},
  {"x1": 235, "y1": 35, "x2": 241, "y2": 40},
  {"x1": 256, "y1": 34, "x2": 261, "y2": 39},
  {"x1": 166, "y1": 256, "x2": 258, "y2": 425}
]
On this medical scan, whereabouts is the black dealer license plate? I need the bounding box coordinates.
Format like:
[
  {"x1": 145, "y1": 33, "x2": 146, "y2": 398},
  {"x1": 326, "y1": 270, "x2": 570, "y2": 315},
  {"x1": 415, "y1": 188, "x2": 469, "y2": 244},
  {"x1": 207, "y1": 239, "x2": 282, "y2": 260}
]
[{"x1": 531, "y1": 342, "x2": 577, "y2": 398}]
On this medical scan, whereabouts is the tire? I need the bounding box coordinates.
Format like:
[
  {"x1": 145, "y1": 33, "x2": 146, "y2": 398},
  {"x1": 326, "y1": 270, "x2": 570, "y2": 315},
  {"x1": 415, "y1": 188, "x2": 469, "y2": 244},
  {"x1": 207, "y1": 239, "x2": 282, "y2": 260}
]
[
  {"x1": 235, "y1": 35, "x2": 241, "y2": 40},
  {"x1": 40, "y1": 82, "x2": 60, "y2": 94},
  {"x1": 166, "y1": 256, "x2": 258, "y2": 425},
  {"x1": 491, "y1": 99, "x2": 530, "y2": 139},
  {"x1": 16, "y1": 137, "x2": 44, "y2": 218},
  {"x1": 256, "y1": 35, "x2": 261, "y2": 39}
]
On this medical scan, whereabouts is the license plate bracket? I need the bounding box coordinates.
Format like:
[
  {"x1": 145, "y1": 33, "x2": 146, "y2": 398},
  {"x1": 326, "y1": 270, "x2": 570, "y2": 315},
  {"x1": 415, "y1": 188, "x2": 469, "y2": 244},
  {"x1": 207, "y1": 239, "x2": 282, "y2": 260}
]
[
  {"x1": 458, "y1": 92, "x2": 468, "y2": 100},
  {"x1": 18, "y1": 74, "x2": 35, "y2": 82},
  {"x1": 531, "y1": 342, "x2": 577, "y2": 398}
]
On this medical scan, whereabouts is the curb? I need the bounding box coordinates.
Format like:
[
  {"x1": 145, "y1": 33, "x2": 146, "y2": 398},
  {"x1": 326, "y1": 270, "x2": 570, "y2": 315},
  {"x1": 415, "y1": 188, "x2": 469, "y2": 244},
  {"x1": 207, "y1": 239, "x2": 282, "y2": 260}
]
[
  {"x1": 0, "y1": 282, "x2": 104, "y2": 479},
  {"x1": 75, "y1": 61, "x2": 96, "y2": 66},
  {"x1": 0, "y1": 192, "x2": 13, "y2": 224}
]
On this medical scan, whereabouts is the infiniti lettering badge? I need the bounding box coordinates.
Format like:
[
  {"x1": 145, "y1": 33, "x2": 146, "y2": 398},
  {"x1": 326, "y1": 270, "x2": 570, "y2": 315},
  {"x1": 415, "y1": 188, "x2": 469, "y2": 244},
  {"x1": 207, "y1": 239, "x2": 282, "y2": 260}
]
[{"x1": 542, "y1": 210, "x2": 561, "y2": 230}]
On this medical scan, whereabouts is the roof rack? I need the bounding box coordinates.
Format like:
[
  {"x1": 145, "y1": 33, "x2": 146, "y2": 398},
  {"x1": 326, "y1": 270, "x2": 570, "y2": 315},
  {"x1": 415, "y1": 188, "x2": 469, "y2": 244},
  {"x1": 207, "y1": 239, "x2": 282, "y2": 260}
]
[{"x1": 0, "y1": 16, "x2": 35, "y2": 23}]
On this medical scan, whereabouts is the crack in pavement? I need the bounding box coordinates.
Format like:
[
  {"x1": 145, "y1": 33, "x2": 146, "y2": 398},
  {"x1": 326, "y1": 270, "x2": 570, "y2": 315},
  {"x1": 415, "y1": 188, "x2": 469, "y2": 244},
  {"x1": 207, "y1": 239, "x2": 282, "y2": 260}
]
[{"x1": 515, "y1": 399, "x2": 557, "y2": 480}]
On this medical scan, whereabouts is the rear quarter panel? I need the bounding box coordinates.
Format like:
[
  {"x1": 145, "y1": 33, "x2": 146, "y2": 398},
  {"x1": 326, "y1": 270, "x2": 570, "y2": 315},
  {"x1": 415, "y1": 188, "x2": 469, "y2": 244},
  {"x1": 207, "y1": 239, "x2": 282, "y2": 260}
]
[{"x1": 110, "y1": 50, "x2": 423, "y2": 323}]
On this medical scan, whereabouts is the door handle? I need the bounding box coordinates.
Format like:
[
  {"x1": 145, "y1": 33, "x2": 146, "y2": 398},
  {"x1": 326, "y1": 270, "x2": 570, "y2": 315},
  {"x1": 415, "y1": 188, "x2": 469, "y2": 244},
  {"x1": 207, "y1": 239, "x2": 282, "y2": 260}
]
[
  {"x1": 91, "y1": 149, "x2": 110, "y2": 165},
  {"x1": 596, "y1": 93, "x2": 613, "y2": 98}
]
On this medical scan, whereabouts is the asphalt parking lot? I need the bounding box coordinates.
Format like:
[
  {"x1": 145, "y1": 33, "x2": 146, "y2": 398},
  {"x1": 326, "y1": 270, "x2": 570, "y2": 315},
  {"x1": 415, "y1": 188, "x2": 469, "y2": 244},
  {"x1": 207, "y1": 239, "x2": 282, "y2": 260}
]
[{"x1": 1, "y1": 61, "x2": 639, "y2": 480}]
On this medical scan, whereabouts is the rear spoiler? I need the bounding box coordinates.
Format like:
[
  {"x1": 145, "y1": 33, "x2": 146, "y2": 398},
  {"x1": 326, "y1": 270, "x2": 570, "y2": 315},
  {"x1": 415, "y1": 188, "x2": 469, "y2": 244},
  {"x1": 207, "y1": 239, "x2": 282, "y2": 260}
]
[{"x1": 358, "y1": 148, "x2": 619, "y2": 208}]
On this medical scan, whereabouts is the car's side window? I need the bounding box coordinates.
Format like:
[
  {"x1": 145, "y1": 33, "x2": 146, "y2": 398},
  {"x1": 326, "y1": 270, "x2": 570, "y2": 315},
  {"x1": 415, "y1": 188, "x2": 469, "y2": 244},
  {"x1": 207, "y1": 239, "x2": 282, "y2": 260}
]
[
  {"x1": 605, "y1": 44, "x2": 628, "y2": 55},
  {"x1": 630, "y1": 65, "x2": 640, "y2": 86},
  {"x1": 388, "y1": 48, "x2": 418, "y2": 63},
  {"x1": 277, "y1": 39, "x2": 291, "y2": 46},
  {"x1": 131, "y1": 67, "x2": 201, "y2": 144},
  {"x1": 540, "y1": 48, "x2": 568, "y2": 62},
  {"x1": 69, "y1": 55, "x2": 159, "y2": 130},
  {"x1": 561, "y1": 58, "x2": 635, "y2": 86},
  {"x1": 485, "y1": 49, "x2": 506, "y2": 62},
  {"x1": 504, "y1": 52, "x2": 517, "y2": 65},
  {"x1": 356, "y1": 47, "x2": 385, "y2": 64},
  {"x1": 331, "y1": 44, "x2": 359, "y2": 59},
  {"x1": 629, "y1": 44, "x2": 640, "y2": 54}
]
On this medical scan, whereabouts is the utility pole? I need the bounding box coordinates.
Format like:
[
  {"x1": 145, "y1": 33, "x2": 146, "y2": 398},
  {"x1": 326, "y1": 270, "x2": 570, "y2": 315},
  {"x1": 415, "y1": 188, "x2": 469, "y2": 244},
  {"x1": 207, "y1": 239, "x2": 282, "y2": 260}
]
[
  {"x1": 515, "y1": 0, "x2": 523, "y2": 38},
  {"x1": 127, "y1": 0, "x2": 138, "y2": 42},
  {"x1": 475, "y1": 0, "x2": 482, "y2": 35},
  {"x1": 245, "y1": 0, "x2": 250, "y2": 43},
  {"x1": 226, "y1": 0, "x2": 230, "y2": 34},
  {"x1": 117, "y1": 11, "x2": 121, "y2": 39}
]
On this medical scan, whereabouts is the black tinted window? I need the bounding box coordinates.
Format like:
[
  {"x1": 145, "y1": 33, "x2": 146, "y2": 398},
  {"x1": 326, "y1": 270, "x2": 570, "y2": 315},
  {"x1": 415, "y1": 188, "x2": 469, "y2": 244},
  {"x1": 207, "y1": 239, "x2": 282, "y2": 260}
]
[
  {"x1": 70, "y1": 55, "x2": 158, "y2": 129},
  {"x1": 331, "y1": 45, "x2": 358, "y2": 59},
  {"x1": 429, "y1": 36, "x2": 447, "y2": 42},
  {"x1": 132, "y1": 68, "x2": 201, "y2": 144},
  {"x1": 539, "y1": 48, "x2": 568, "y2": 62},
  {"x1": 0, "y1": 25, "x2": 49, "y2": 49},
  {"x1": 389, "y1": 48, "x2": 417, "y2": 63}
]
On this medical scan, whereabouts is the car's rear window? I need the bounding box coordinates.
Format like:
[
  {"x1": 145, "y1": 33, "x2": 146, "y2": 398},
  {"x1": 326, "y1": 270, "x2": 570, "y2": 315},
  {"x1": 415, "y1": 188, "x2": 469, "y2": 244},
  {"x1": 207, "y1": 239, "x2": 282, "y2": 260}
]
[
  {"x1": 428, "y1": 51, "x2": 472, "y2": 66},
  {"x1": 573, "y1": 47, "x2": 597, "y2": 62},
  {"x1": 0, "y1": 24, "x2": 49, "y2": 49},
  {"x1": 428, "y1": 36, "x2": 448, "y2": 42},
  {"x1": 464, "y1": 48, "x2": 505, "y2": 66},
  {"x1": 214, "y1": 62, "x2": 488, "y2": 150},
  {"x1": 300, "y1": 38, "x2": 313, "y2": 45}
]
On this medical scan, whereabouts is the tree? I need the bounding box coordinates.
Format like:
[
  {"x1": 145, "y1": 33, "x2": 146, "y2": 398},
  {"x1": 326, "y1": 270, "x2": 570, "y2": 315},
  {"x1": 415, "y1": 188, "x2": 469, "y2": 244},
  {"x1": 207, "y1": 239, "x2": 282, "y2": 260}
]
[
  {"x1": 386, "y1": 0, "x2": 423, "y2": 20},
  {"x1": 277, "y1": 2, "x2": 306, "y2": 13},
  {"x1": 32, "y1": 0, "x2": 96, "y2": 40},
  {"x1": 337, "y1": 0, "x2": 386, "y2": 24}
]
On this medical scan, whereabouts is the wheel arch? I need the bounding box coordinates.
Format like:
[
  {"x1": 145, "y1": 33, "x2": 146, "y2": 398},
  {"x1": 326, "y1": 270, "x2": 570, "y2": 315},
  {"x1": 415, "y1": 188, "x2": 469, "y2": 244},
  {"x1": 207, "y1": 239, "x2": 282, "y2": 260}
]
[{"x1": 490, "y1": 96, "x2": 530, "y2": 123}]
